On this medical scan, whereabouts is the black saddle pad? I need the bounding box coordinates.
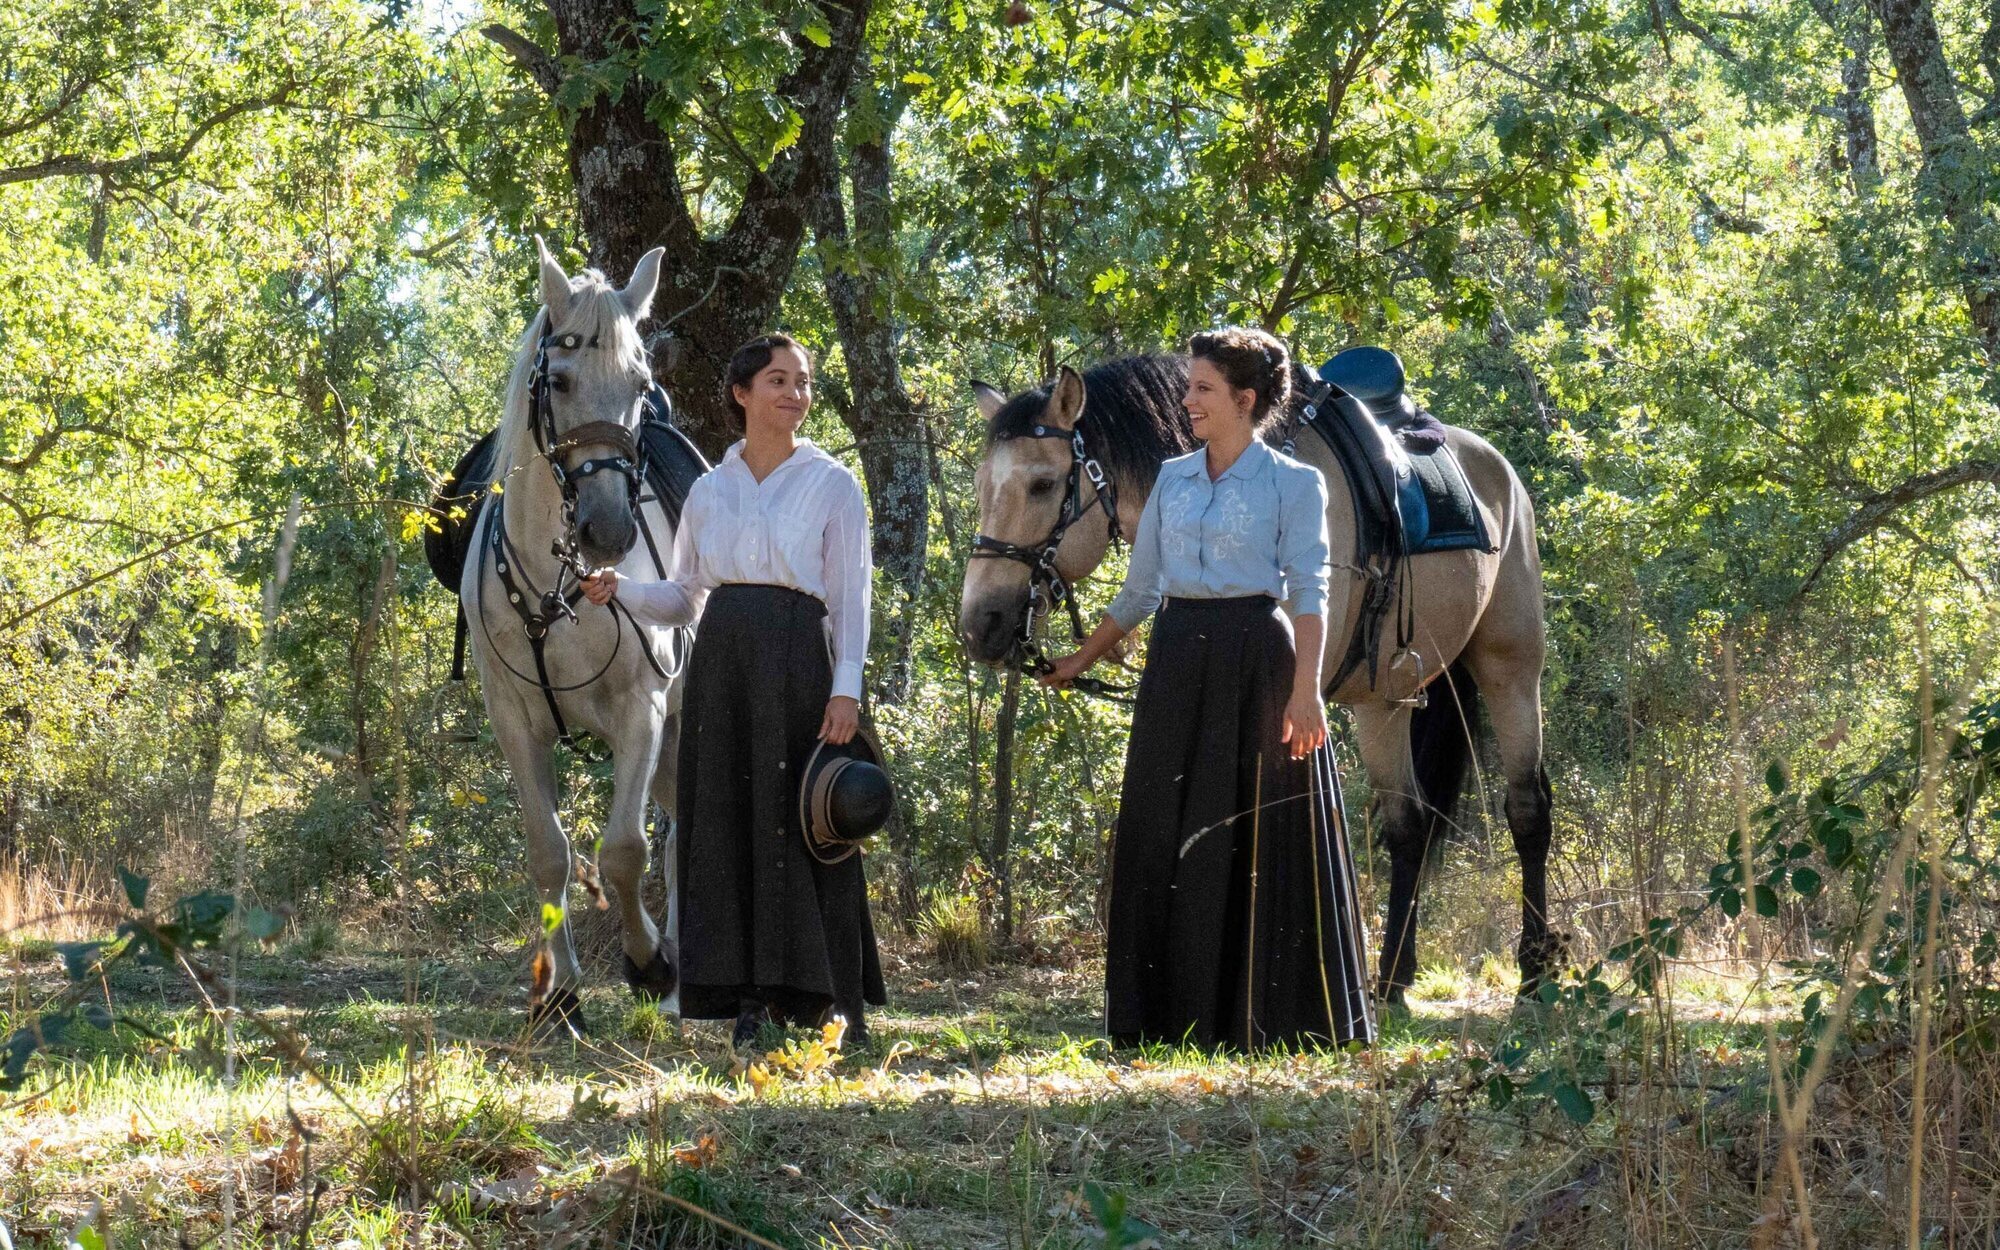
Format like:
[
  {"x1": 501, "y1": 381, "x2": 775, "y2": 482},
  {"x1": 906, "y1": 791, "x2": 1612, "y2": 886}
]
[
  {"x1": 1398, "y1": 441, "x2": 1488, "y2": 555},
  {"x1": 422, "y1": 389, "x2": 710, "y2": 596}
]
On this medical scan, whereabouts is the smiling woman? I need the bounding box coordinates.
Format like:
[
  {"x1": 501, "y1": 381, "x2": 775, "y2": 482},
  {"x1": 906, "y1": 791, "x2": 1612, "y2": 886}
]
[
  {"x1": 582, "y1": 332, "x2": 886, "y2": 1050},
  {"x1": 1035, "y1": 327, "x2": 1374, "y2": 1052}
]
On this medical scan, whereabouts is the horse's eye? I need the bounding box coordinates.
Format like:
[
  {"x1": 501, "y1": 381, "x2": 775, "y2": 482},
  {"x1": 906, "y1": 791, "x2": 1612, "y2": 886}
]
[
  {"x1": 549, "y1": 374, "x2": 570, "y2": 394},
  {"x1": 1028, "y1": 480, "x2": 1056, "y2": 497}
]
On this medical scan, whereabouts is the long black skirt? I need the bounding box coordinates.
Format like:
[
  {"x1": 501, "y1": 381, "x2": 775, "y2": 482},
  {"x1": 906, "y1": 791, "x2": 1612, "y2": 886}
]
[
  {"x1": 675, "y1": 584, "x2": 886, "y2": 1024},
  {"x1": 1105, "y1": 595, "x2": 1374, "y2": 1050}
]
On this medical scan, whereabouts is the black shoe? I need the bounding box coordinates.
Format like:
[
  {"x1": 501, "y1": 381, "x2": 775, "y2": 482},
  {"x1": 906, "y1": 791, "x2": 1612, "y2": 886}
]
[
  {"x1": 731, "y1": 1004, "x2": 771, "y2": 1050},
  {"x1": 844, "y1": 1016, "x2": 870, "y2": 1050}
]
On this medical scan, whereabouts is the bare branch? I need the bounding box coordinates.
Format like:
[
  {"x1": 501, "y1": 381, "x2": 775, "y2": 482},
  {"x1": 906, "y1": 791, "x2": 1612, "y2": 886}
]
[
  {"x1": 1798, "y1": 459, "x2": 2000, "y2": 595},
  {"x1": 0, "y1": 86, "x2": 295, "y2": 188},
  {"x1": 479, "y1": 24, "x2": 561, "y2": 98}
]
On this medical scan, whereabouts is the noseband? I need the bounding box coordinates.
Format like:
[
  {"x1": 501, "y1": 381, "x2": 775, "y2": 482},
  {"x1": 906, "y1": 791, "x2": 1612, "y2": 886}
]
[{"x1": 970, "y1": 423, "x2": 1131, "y2": 700}]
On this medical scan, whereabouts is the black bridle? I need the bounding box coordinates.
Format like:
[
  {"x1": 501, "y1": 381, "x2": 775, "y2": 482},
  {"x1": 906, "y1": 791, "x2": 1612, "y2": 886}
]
[
  {"x1": 970, "y1": 423, "x2": 1132, "y2": 701},
  {"x1": 477, "y1": 325, "x2": 679, "y2": 749}
]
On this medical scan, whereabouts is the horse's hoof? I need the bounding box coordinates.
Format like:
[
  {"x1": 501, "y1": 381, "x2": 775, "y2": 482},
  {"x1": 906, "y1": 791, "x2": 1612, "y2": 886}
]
[
  {"x1": 528, "y1": 986, "x2": 588, "y2": 1041},
  {"x1": 621, "y1": 945, "x2": 678, "y2": 1002},
  {"x1": 1373, "y1": 983, "x2": 1410, "y2": 1011}
]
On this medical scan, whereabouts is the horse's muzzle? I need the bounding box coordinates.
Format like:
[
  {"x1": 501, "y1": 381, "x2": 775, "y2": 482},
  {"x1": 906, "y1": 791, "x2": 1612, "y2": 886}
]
[
  {"x1": 577, "y1": 513, "x2": 638, "y2": 568},
  {"x1": 960, "y1": 605, "x2": 1019, "y2": 665}
]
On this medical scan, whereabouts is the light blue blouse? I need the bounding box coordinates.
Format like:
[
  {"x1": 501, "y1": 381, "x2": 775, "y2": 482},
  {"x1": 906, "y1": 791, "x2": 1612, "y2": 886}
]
[{"x1": 1105, "y1": 438, "x2": 1331, "y2": 632}]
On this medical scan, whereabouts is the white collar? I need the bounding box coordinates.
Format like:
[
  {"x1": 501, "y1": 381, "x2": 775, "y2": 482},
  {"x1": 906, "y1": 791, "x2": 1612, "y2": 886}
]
[{"x1": 720, "y1": 438, "x2": 828, "y2": 478}]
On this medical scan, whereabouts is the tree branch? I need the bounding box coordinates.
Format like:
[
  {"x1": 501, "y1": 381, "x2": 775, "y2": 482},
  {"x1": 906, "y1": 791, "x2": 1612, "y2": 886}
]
[
  {"x1": 0, "y1": 71, "x2": 107, "y2": 142},
  {"x1": 0, "y1": 85, "x2": 296, "y2": 188},
  {"x1": 1798, "y1": 459, "x2": 2000, "y2": 595},
  {"x1": 479, "y1": 24, "x2": 562, "y2": 98}
]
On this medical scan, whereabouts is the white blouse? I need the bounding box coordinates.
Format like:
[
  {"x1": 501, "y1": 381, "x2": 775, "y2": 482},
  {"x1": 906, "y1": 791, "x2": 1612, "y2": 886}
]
[{"x1": 617, "y1": 439, "x2": 872, "y2": 700}]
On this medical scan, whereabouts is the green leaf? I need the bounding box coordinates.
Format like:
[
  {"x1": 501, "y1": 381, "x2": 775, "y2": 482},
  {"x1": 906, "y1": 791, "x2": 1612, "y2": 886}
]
[
  {"x1": 1753, "y1": 885, "x2": 1779, "y2": 917},
  {"x1": 245, "y1": 906, "x2": 287, "y2": 942},
  {"x1": 72, "y1": 1224, "x2": 107, "y2": 1250},
  {"x1": 55, "y1": 942, "x2": 104, "y2": 982},
  {"x1": 1553, "y1": 1082, "x2": 1595, "y2": 1125},
  {"x1": 118, "y1": 866, "x2": 150, "y2": 910},
  {"x1": 1791, "y1": 866, "x2": 1823, "y2": 897},
  {"x1": 542, "y1": 903, "x2": 565, "y2": 935},
  {"x1": 1764, "y1": 761, "x2": 1788, "y2": 795},
  {"x1": 801, "y1": 22, "x2": 832, "y2": 47},
  {"x1": 1486, "y1": 1073, "x2": 1515, "y2": 1109}
]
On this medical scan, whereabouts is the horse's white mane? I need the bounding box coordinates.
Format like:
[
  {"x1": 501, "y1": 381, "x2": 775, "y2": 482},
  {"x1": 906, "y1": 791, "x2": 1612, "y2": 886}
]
[{"x1": 497, "y1": 273, "x2": 652, "y2": 472}]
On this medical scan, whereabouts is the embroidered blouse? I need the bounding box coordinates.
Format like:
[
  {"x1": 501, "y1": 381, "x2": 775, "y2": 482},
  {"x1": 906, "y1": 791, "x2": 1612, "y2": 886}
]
[
  {"x1": 615, "y1": 439, "x2": 872, "y2": 700},
  {"x1": 1104, "y1": 438, "x2": 1330, "y2": 632}
]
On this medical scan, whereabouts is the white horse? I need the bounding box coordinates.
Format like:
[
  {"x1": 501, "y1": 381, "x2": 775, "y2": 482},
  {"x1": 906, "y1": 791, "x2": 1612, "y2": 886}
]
[{"x1": 464, "y1": 240, "x2": 683, "y2": 1033}]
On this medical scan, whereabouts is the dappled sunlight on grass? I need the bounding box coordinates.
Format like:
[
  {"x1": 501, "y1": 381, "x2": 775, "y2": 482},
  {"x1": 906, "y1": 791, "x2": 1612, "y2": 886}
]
[{"x1": 2, "y1": 936, "x2": 1993, "y2": 1248}]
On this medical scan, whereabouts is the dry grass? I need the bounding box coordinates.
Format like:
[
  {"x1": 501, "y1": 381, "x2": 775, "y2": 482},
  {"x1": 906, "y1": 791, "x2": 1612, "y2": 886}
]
[
  {"x1": 0, "y1": 855, "x2": 113, "y2": 946},
  {"x1": 4, "y1": 924, "x2": 1998, "y2": 1249}
]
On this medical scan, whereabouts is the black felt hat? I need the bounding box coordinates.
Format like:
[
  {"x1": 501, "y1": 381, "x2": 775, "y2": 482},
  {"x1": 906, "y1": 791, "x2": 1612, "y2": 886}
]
[{"x1": 798, "y1": 726, "x2": 895, "y2": 864}]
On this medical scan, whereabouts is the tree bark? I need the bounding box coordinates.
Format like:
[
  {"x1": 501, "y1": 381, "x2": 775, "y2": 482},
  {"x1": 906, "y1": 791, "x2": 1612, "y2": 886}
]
[
  {"x1": 1868, "y1": 0, "x2": 1999, "y2": 356},
  {"x1": 811, "y1": 89, "x2": 929, "y2": 697},
  {"x1": 530, "y1": 0, "x2": 873, "y2": 456}
]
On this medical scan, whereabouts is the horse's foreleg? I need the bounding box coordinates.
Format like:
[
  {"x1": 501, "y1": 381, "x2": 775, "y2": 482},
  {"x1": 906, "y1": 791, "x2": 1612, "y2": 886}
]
[
  {"x1": 604, "y1": 712, "x2": 674, "y2": 1000},
  {"x1": 1350, "y1": 702, "x2": 1424, "y2": 1005},
  {"x1": 494, "y1": 717, "x2": 583, "y2": 997}
]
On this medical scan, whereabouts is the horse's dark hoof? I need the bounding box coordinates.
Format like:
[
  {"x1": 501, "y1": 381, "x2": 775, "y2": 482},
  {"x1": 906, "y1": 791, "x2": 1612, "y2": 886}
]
[
  {"x1": 528, "y1": 986, "x2": 588, "y2": 1040},
  {"x1": 621, "y1": 945, "x2": 678, "y2": 1002},
  {"x1": 1374, "y1": 982, "x2": 1410, "y2": 1010}
]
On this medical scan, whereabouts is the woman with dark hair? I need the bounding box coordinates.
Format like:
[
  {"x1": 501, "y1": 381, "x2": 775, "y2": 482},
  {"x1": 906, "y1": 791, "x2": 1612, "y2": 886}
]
[
  {"x1": 582, "y1": 333, "x2": 886, "y2": 1048},
  {"x1": 1042, "y1": 327, "x2": 1374, "y2": 1051}
]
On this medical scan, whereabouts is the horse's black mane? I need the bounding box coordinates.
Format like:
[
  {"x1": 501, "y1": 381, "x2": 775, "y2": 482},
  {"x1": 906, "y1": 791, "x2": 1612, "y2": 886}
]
[
  {"x1": 985, "y1": 355, "x2": 1196, "y2": 491},
  {"x1": 986, "y1": 355, "x2": 1331, "y2": 490}
]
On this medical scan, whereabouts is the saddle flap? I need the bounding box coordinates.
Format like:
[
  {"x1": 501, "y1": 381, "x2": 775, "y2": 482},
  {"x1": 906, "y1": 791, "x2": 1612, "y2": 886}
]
[{"x1": 424, "y1": 429, "x2": 501, "y2": 595}]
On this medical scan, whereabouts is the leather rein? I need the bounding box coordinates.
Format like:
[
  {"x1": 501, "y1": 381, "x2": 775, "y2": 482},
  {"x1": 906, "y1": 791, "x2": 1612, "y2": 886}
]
[
  {"x1": 475, "y1": 325, "x2": 682, "y2": 749},
  {"x1": 970, "y1": 423, "x2": 1133, "y2": 702}
]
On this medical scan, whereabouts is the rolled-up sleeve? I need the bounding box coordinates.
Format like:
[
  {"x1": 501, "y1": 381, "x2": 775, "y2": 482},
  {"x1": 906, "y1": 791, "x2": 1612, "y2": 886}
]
[
  {"x1": 1105, "y1": 478, "x2": 1166, "y2": 632},
  {"x1": 1277, "y1": 464, "x2": 1330, "y2": 619},
  {"x1": 822, "y1": 473, "x2": 872, "y2": 701},
  {"x1": 616, "y1": 496, "x2": 709, "y2": 626}
]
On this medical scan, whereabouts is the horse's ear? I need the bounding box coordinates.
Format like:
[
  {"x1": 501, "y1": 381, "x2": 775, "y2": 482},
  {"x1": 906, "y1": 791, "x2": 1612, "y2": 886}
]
[
  {"x1": 971, "y1": 381, "x2": 1007, "y2": 423},
  {"x1": 535, "y1": 235, "x2": 573, "y2": 315},
  {"x1": 620, "y1": 246, "x2": 665, "y2": 321},
  {"x1": 1049, "y1": 365, "x2": 1086, "y2": 430}
]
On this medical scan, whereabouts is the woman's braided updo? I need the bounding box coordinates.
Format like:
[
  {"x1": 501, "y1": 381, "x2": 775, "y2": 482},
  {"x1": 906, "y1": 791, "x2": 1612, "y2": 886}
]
[{"x1": 1187, "y1": 326, "x2": 1292, "y2": 429}]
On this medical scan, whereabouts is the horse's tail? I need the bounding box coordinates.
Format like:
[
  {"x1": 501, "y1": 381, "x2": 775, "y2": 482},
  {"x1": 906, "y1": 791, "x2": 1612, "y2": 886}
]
[{"x1": 1407, "y1": 657, "x2": 1479, "y2": 873}]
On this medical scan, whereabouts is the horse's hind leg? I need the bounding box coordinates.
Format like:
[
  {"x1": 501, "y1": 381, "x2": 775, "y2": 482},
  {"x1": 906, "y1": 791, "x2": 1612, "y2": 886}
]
[
  {"x1": 1350, "y1": 701, "x2": 1425, "y2": 1005},
  {"x1": 493, "y1": 714, "x2": 585, "y2": 1029},
  {"x1": 1464, "y1": 618, "x2": 1559, "y2": 997}
]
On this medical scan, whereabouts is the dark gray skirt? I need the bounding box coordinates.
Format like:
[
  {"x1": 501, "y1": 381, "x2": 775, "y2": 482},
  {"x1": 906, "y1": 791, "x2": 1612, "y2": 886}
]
[
  {"x1": 675, "y1": 583, "x2": 886, "y2": 1024},
  {"x1": 1105, "y1": 595, "x2": 1374, "y2": 1050}
]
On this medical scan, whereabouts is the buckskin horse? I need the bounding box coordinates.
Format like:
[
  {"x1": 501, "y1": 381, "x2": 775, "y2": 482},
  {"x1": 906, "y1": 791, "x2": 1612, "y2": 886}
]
[
  {"x1": 958, "y1": 355, "x2": 1559, "y2": 1003},
  {"x1": 457, "y1": 241, "x2": 689, "y2": 1033}
]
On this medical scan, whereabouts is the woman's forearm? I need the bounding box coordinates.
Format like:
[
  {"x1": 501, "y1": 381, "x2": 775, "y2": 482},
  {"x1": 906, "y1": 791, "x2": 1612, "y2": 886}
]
[
  {"x1": 1292, "y1": 613, "x2": 1325, "y2": 696},
  {"x1": 1073, "y1": 616, "x2": 1130, "y2": 669}
]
